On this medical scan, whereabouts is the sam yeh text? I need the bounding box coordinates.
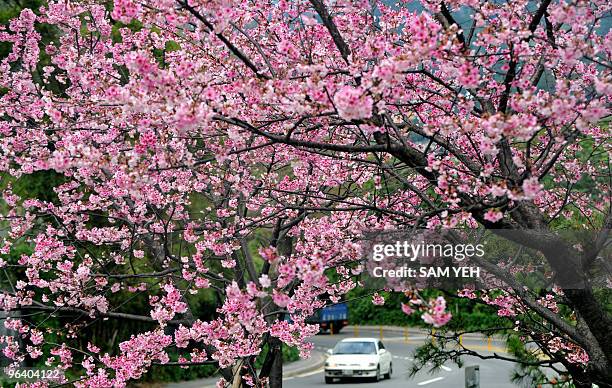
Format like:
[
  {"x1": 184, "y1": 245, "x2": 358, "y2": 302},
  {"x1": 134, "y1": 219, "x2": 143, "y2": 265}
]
[{"x1": 372, "y1": 266, "x2": 481, "y2": 278}]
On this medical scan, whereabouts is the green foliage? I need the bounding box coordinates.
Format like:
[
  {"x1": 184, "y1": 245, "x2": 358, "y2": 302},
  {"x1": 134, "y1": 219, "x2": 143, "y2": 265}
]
[
  {"x1": 347, "y1": 288, "x2": 505, "y2": 332},
  {"x1": 506, "y1": 334, "x2": 538, "y2": 362},
  {"x1": 0, "y1": 1, "x2": 46, "y2": 27},
  {"x1": 409, "y1": 341, "x2": 464, "y2": 376},
  {"x1": 110, "y1": 19, "x2": 144, "y2": 43},
  {"x1": 254, "y1": 343, "x2": 301, "y2": 369},
  {"x1": 144, "y1": 361, "x2": 218, "y2": 383},
  {"x1": 11, "y1": 170, "x2": 67, "y2": 203},
  {"x1": 138, "y1": 344, "x2": 300, "y2": 383},
  {"x1": 348, "y1": 290, "x2": 415, "y2": 326},
  {"x1": 444, "y1": 301, "x2": 508, "y2": 332}
]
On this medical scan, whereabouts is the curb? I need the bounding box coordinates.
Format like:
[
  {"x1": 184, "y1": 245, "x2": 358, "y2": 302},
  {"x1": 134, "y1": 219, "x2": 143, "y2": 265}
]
[
  {"x1": 344, "y1": 325, "x2": 506, "y2": 342},
  {"x1": 283, "y1": 351, "x2": 326, "y2": 379}
]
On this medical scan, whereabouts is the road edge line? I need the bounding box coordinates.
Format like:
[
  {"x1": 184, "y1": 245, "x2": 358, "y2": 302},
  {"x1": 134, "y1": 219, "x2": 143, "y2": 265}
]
[{"x1": 283, "y1": 351, "x2": 326, "y2": 379}]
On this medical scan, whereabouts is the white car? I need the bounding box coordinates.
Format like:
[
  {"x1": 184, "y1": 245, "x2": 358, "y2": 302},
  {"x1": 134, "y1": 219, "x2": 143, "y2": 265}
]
[{"x1": 324, "y1": 338, "x2": 392, "y2": 383}]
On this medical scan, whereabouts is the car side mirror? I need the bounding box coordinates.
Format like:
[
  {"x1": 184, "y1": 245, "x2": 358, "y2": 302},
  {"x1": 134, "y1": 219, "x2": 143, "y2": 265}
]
[
  {"x1": 326, "y1": 349, "x2": 333, "y2": 355},
  {"x1": 378, "y1": 349, "x2": 387, "y2": 354}
]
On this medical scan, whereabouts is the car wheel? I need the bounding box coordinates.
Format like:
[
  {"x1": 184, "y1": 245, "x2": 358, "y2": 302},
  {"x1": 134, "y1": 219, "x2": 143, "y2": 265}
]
[
  {"x1": 384, "y1": 362, "x2": 392, "y2": 379},
  {"x1": 325, "y1": 376, "x2": 334, "y2": 384},
  {"x1": 371, "y1": 365, "x2": 381, "y2": 382}
]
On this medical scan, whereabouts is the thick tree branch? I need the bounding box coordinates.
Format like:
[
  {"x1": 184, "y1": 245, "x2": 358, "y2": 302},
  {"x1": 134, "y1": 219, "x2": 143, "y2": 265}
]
[
  {"x1": 436, "y1": 2, "x2": 467, "y2": 49},
  {"x1": 309, "y1": 0, "x2": 351, "y2": 64},
  {"x1": 528, "y1": 0, "x2": 553, "y2": 33}
]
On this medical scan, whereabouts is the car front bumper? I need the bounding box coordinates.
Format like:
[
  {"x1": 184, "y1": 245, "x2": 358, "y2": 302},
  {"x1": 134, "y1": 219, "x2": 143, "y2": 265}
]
[{"x1": 324, "y1": 368, "x2": 378, "y2": 378}]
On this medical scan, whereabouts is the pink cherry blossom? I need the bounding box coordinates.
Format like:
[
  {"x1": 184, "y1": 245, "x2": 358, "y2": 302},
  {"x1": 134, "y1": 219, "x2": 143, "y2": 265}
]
[
  {"x1": 333, "y1": 86, "x2": 374, "y2": 121},
  {"x1": 421, "y1": 297, "x2": 452, "y2": 328},
  {"x1": 401, "y1": 303, "x2": 414, "y2": 315},
  {"x1": 483, "y1": 209, "x2": 504, "y2": 223},
  {"x1": 522, "y1": 177, "x2": 543, "y2": 200},
  {"x1": 371, "y1": 293, "x2": 385, "y2": 305}
]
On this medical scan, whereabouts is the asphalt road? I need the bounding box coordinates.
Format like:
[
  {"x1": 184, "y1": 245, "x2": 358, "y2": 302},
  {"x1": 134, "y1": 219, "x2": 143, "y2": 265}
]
[{"x1": 285, "y1": 327, "x2": 520, "y2": 388}]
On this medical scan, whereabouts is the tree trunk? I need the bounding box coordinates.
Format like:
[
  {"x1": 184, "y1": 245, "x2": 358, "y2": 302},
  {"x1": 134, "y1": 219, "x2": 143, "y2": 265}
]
[
  {"x1": 565, "y1": 364, "x2": 595, "y2": 388},
  {"x1": 564, "y1": 288, "x2": 612, "y2": 367},
  {"x1": 269, "y1": 337, "x2": 283, "y2": 388},
  {"x1": 232, "y1": 360, "x2": 243, "y2": 388},
  {"x1": 259, "y1": 336, "x2": 283, "y2": 387}
]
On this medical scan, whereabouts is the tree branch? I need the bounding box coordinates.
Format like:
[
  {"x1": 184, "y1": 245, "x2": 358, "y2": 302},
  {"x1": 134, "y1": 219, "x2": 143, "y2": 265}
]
[
  {"x1": 309, "y1": 0, "x2": 351, "y2": 64},
  {"x1": 177, "y1": 1, "x2": 270, "y2": 80}
]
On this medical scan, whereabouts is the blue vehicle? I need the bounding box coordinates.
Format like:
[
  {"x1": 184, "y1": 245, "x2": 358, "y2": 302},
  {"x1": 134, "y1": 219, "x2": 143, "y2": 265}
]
[{"x1": 309, "y1": 303, "x2": 348, "y2": 334}]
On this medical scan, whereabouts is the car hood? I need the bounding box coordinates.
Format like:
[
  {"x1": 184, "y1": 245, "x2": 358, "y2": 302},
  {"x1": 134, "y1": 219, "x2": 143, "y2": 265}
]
[{"x1": 327, "y1": 354, "x2": 379, "y2": 367}]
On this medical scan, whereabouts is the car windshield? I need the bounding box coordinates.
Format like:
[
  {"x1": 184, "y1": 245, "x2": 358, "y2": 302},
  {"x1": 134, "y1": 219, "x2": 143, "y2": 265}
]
[{"x1": 333, "y1": 341, "x2": 377, "y2": 355}]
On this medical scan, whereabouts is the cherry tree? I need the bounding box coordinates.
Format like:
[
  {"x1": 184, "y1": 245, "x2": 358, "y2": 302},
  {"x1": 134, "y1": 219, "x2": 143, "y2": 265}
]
[{"x1": 0, "y1": 0, "x2": 610, "y2": 387}]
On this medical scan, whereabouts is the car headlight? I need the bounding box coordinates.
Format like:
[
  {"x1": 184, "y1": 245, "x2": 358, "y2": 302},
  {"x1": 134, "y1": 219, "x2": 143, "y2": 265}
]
[
  {"x1": 325, "y1": 362, "x2": 336, "y2": 368},
  {"x1": 367, "y1": 362, "x2": 376, "y2": 367}
]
